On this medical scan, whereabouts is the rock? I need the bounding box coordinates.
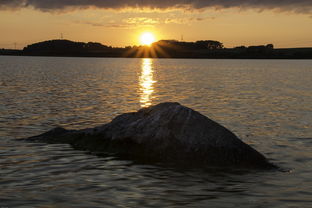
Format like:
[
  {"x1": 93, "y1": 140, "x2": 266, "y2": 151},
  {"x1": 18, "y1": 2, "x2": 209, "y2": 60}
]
[{"x1": 28, "y1": 102, "x2": 275, "y2": 169}]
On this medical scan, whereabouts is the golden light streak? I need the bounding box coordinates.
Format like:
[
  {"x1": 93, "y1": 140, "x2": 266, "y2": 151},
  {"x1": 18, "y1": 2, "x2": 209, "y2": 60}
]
[{"x1": 139, "y1": 58, "x2": 156, "y2": 107}]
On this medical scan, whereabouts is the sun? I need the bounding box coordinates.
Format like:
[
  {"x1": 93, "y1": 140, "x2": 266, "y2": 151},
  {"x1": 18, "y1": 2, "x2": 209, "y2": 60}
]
[{"x1": 140, "y1": 32, "x2": 156, "y2": 46}]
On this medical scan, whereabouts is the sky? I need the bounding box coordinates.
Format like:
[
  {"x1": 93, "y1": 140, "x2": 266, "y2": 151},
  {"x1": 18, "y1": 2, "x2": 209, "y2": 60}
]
[{"x1": 0, "y1": 0, "x2": 312, "y2": 49}]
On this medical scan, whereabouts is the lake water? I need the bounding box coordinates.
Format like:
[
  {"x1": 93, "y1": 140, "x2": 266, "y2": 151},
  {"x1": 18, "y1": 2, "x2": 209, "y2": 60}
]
[{"x1": 0, "y1": 56, "x2": 311, "y2": 207}]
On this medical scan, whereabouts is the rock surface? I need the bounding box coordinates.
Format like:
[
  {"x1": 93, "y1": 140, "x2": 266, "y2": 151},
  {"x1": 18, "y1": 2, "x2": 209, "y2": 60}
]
[{"x1": 28, "y1": 102, "x2": 275, "y2": 169}]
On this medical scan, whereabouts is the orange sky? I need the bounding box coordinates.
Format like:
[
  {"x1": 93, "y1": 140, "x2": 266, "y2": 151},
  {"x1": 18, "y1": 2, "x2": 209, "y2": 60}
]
[{"x1": 0, "y1": 5, "x2": 311, "y2": 49}]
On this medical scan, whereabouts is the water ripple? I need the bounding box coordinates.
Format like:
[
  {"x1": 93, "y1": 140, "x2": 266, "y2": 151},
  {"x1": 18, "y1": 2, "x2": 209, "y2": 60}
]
[{"x1": 0, "y1": 56, "x2": 312, "y2": 207}]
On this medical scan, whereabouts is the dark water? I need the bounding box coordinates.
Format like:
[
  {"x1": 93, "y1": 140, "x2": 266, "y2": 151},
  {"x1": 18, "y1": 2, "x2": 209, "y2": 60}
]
[{"x1": 0, "y1": 56, "x2": 311, "y2": 207}]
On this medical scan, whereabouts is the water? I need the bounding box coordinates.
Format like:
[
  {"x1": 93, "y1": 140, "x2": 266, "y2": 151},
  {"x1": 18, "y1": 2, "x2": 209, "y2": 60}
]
[{"x1": 0, "y1": 56, "x2": 311, "y2": 207}]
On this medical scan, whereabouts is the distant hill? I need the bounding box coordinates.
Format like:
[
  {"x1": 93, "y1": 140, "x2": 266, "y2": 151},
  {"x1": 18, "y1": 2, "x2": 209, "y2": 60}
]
[
  {"x1": 0, "y1": 49, "x2": 22, "y2": 56},
  {"x1": 1, "y1": 39, "x2": 312, "y2": 59},
  {"x1": 22, "y1": 39, "x2": 126, "y2": 57}
]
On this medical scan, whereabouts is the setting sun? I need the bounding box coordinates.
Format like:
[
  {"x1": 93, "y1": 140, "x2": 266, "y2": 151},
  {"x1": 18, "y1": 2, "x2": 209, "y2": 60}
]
[{"x1": 140, "y1": 32, "x2": 156, "y2": 46}]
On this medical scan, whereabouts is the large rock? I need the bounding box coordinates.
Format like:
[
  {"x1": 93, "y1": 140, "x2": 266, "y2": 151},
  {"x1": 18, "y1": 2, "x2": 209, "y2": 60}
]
[{"x1": 28, "y1": 102, "x2": 275, "y2": 169}]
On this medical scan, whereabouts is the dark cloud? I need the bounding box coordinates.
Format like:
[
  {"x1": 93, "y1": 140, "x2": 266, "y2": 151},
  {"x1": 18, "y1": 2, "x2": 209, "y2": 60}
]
[{"x1": 1, "y1": 0, "x2": 312, "y2": 13}]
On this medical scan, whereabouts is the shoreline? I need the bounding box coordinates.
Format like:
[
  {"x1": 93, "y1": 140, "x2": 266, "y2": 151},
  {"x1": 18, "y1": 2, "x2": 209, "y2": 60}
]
[{"x1": 1, "y1": 53, "x2": 312, "y2": 60}]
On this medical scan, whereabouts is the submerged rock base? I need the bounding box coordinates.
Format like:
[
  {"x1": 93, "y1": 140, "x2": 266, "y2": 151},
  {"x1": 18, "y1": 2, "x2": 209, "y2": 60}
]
[{"x1": 28, "y1": 102, "x2": 275, "y2": 169}]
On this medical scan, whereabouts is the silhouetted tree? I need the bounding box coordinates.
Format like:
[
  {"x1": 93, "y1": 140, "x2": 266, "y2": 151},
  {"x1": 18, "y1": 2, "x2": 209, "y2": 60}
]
[
  {"x1": 266, "y1": 44, "x2": 274, "y2": 49},
  {"x1": 196, "y1": 40, "x2": 224, "y2": 49},
  {"x1": 234, "y1": 46, "x2": 247, "y2": 49}
]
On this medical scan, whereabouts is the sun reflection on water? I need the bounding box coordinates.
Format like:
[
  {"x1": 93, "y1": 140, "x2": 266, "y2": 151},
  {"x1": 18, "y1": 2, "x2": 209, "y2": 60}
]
[{"x1": 139, "y1": 58, "x2": 156, "y2": 107}]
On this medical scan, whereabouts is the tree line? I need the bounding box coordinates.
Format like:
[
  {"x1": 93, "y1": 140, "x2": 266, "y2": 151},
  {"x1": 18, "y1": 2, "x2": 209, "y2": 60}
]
[{"x1": 1, "y1": 39, "x2": 311, "y2": 59}]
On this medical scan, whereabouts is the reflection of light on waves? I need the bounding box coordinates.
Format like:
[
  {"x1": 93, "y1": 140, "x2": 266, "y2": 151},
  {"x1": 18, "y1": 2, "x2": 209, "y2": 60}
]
[{"x1": 139, "y1": 58, "x2": 155, "y2": 107}]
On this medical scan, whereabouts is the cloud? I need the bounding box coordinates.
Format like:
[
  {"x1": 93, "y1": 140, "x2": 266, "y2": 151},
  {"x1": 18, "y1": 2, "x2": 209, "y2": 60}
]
[
  {"x1": 75, "y1": 15, "x2": 212, "y2": 29},
  {"x1": 74, "y1": 18, "x2": 160, "y2": 29},
  {"x1": 124, "y1": 17, "x2": 160, "y2": 25},
  {"x1": 164, "y1": 16, "x2": 213, "y2": 24},
  {"x1": 0, "y1": 0, "x2": 312, "y2": 14}
]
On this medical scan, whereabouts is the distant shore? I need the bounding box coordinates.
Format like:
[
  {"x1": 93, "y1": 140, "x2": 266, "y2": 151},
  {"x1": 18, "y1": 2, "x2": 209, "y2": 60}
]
[{"x1": 1, "y1": 39, "x2": 312, "y2": 59}]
